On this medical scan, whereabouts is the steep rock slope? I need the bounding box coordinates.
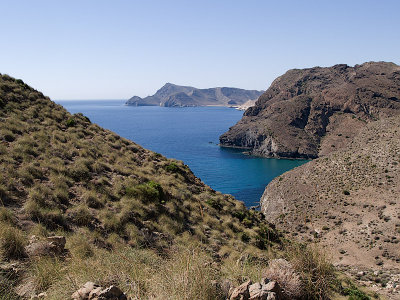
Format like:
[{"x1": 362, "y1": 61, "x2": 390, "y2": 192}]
[
  {"x1": 220, "y1": 62, "x2": 400, "y2": 158},
  {"x1": 261, "y1": 115, "x2": 400, "y2": 272},
  {"x1": 126, "y1": 83, "x2": 263, "y2": 107}
]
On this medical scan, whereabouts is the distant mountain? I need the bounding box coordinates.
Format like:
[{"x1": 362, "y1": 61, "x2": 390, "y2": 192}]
[
  {"x1": 220, "y1": 62, "x2": 400, "y2": 158},
  {"x1": 126, "y1": 83, "x2": 263, "y2": 107}
]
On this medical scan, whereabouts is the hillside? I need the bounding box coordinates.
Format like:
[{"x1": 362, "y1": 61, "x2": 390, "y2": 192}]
[
  {"x1": 261, "y1": 115, "x2": 400, "y2": 298},
  {"x1": 220, "y1": 62, "x2": 400, "y2": 159},
  {"x1": 0, "y1": 74, "x2": 281, "y2": 299},
  {"x1": 126, "y1": 83, "x2": 263, "y2": 107}
]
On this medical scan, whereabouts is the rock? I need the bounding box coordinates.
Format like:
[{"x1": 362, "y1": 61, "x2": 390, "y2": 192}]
[
  {"x1": 249, "y1": 282, "x2": 269, "y2": 299},
  {"x1": 220, "y1": 279, "x2": 232, "y2": 297},
  {"x1": 72, "y1": 282, "x2": 129, "y2": 300},
  {"x1": 230, "y1": 280, "x2": 252, "y2": 300},
  {"x1": 97, "y1": 285, "x2": 124, "y2": 299},
  {"x1": 0, "y1": 262, "x2": 23, "y2": 279},
  {"x1": 25, "y1": 235, "x2": 66, "y2": 257},
  {"x1": 72, "y1": 282, "x2": 99, "y2": 300},
  {"x1": 263, "y1": 281, "x2": 281, "y2": 295},
  {"x1": 30, "y1": 292, "x2": 47, "y2": 299},
  {"x1": 267, "y1": 292, "x2": 276, "y2": 300}
]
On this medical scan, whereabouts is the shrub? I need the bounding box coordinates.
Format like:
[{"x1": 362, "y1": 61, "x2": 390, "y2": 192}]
[
  {"x1": 285, "y1": 243, "x2": 335, "y2": 300},
  {"x1": 0, "y1": 129, "x2": 15, "y2": 142},
  {"x1": 31, "y1": 257, "x2": 64, "y2": 292},
  {"x1": 68, "y1": 205, "x2": 93, "y2": 227},
  {"x1": 68, "y1": 234, "x2": 94, "y2": 259},
  {"x1": 126, "y1": 181, "x2": 164, "y2": 203},
  {"x1": 263, "y1": 259, "x2": 302, "y2": 298},
  {"x1": 164, "y1": 162, "x2": 180, "y2": 173},
  {"x1": 65, "y1": 118, "x2": 76, "y2": 127},
  {"x1": 0, "y1": 275, "x2": 19, "y2": 300},
  {"x1": 0, "y1": 207, "x2": 15, "y2": 225},
  {"x1": 343, "y1": 190, "x2": 350, "y2": 196},
  {"x1": 0, "y1": 225, "x2": 26, "y2": 260}
]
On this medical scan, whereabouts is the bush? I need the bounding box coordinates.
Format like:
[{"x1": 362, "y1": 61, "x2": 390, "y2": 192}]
[
  {"x1": 126, "y1": 181, "x2": 164, "y2": 203},
  {"x1": 164, "y1": 162, "x2": 180, "y2": 173},
  {"x1": 263, "y1": 259, "x2": 302, "y2": 298},
  {"x1": 0, "y1": 225, "x2": 26, "y2": 260},
  {"x1": 0, "y1": 207, "x2": 15, "y2": 225},
  {"x1": 65, "y1": 118, "x2": 76, "y2": 127},
  {"x1": 343, "y1": 190, "x2": 350, "y2": 196},
  {"x1": 285, "y1": 243, "x2": 335, "y2": 300},
  {"x1": 31, "y1": 257, "x2": 63, "y2": 292}
]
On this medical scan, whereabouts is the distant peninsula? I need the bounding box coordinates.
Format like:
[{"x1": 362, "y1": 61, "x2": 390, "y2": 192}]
[{"x1": 125, "y1": 83, "x2": 263, "y2": 108}]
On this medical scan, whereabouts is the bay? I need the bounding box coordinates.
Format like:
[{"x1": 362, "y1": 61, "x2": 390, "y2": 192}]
[{"x1": 56, "y1": 100, "x2": 308, "y2": 207}]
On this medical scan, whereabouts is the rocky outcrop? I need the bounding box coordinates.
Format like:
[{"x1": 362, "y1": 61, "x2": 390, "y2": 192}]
[
  {"x1": 228, "y1": 279, "x2": 284, "y2": 300},
  {"x1": 72, "y1": 282, "x2": 129, "y2": 300},
  {"x1": 126, "y1": 83, "x2": 263, "y2": 107},
  {"x1": 220, "y1": 62, "x2": 400, "y2": 158}
]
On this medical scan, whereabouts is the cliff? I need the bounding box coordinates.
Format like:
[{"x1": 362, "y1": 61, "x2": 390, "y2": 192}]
[
  {"x1": 126, "y1": 83, "x2": 263, "y2": 107},
  {"x1": 220, "y1": 62, "x2": 400, "y2": 158}
]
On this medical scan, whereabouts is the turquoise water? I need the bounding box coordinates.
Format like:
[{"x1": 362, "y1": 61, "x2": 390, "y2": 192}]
[{"x1": 56, "y1": 100, "x2": 308, "y2": 207}]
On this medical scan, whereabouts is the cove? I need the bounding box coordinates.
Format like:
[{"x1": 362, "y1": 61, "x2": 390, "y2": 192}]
[{"x1": 56, "y1": 100, "x2": 308, "y2": 207}]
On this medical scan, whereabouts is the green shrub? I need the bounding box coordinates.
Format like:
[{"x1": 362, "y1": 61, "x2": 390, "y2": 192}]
[
  {"x1": 343, "y1": 190, "x2": 350, "y2": 196},
  {"x1": 65, "y1": 118, "x2": 76, "y2": 127},
  {"x1": 164, "y1": 162, "x2": 180, "y2": 173},
  {"x1": 126, "y1": 181, "x2": 164, "y2": 203}
]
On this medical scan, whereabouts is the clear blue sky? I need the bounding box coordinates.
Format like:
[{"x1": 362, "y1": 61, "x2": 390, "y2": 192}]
[{"x1": 1, "y1": 0, "x2": 399, "y2": 99}]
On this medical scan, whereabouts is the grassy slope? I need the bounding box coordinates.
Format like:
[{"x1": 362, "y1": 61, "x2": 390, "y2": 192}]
[{"x1": 0, "y1": 74, "x2": 282, "y2": 299}]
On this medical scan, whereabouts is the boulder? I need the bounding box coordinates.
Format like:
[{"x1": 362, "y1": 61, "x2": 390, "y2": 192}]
[
  {"x1": 25, "y1": 235, "x2": 66, "y2": 257},
  {"x1": 229, "y1": 280, "x2": 252, "y2": 300},
  {"x1": 71, "y1": 282, "x2": 129, "y2": 300}
]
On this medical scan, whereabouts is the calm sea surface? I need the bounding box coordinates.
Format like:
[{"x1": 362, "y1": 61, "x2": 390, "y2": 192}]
[{"x1": 56, "y1": 100, "x2": 307, "y2": 207}]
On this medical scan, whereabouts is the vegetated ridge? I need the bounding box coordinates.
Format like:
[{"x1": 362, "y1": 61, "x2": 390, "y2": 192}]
[
  {"x1": 0, "y1": 74, "x2": 374, "y2": 299},
  {"x1": 220, "y1": 62, "x2": 400, "y2": 159},
  {"x1": 126, "y1": 83, "x2": 263, "y2": 108},
  {"x1": 261, "y1": 115, "x2": 400, "y2": 298}
]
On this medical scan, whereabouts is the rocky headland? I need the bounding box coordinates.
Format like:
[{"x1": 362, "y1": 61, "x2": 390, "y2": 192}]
[
  {"x1": 220, "y1": 62, "x2": 400, "y2": 159},
  {"x1": 126, "y1": 83, "x2": 263, "y2": 107}
]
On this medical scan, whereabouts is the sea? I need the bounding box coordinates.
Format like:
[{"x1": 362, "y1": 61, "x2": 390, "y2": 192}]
[{"x1": 56, "y1": 100, "x2": 308, "y2": 207}]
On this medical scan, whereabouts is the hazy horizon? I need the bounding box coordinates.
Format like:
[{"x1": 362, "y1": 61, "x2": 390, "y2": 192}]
[{"x1": 1, "y1": 0, "x2": 399, "y2": 100}]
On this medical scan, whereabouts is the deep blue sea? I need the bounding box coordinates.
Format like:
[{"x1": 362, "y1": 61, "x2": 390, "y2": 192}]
[{"x1": 56, "y1": 100, "x2": 307, "y2": 207}]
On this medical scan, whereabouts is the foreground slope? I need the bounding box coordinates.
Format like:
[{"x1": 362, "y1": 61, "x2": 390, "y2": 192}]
[
  {"x1": 0, "y1": 74, "x2": 280, "y2": 299},
  {"x1": 220, "y1": 62, "x2": 400, "y2": 158},
  {"x1": 126, "y1": 83, "x2": 263, "y2": 107}
]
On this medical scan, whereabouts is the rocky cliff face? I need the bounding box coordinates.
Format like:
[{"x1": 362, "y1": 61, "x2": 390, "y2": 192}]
[
  {"x1": 126, "y1": 83, "x2": 263, "y2": 107},
  {"x1": 220, "y1": 62, "x2": 400, "y2": 158}
]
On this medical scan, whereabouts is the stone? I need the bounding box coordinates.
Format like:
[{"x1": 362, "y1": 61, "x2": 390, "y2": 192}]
[
  {"x1": 25, "y1": 235, "x2": 66, "y2": 257},
  {"x1": 71, "y1": 282, "x2": 99, "y2": 300},
  {"x1": 267, "y1": 292, "x2": 276, "y2": 300},
  {"x1": 249, "y1": 281, "x2": 270, "y2": 300},
  {"x1": 230, "y1": 280, "x2": 252, "y2": 300},
  {"x1": 97, "y1": 285, "x2": 123, "y2": 299}
]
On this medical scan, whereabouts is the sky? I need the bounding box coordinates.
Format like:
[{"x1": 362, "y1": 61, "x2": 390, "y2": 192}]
[{"x1": 0, "y1": 0, "x2": 399, "y2": 100}]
